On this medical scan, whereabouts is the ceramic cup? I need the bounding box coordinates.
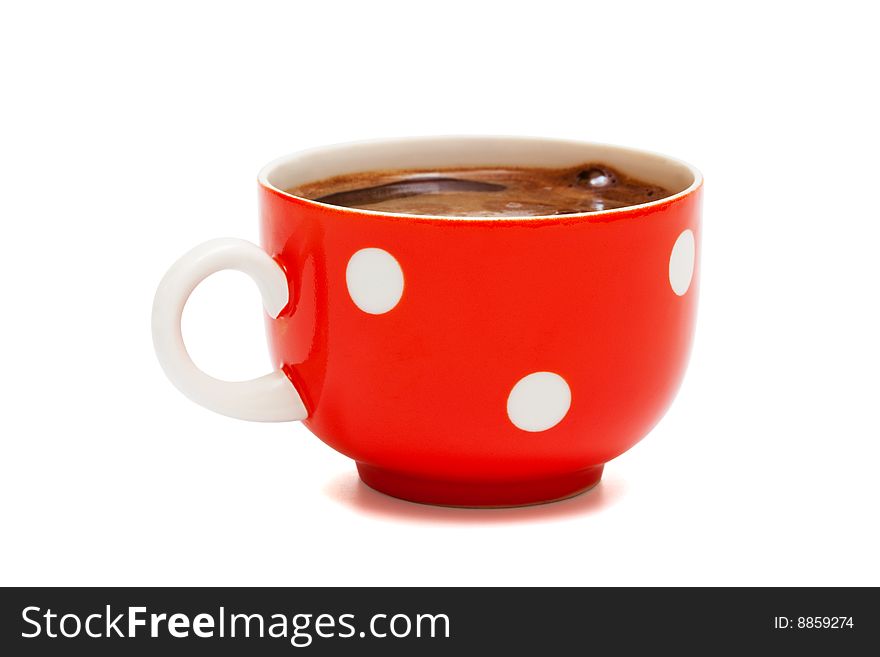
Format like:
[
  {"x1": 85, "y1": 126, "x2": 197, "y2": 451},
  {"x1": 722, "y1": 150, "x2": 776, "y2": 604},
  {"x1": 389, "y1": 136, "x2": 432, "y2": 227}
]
[{"x1": 152, "y1": 136, "x2": 702, "y2": 507}]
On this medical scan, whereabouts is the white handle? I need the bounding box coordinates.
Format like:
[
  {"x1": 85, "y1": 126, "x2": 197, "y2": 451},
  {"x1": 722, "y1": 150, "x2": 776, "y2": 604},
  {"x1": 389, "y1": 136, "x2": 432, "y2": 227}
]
[{"x1": 151, "y1": 238, "x2": 308, "y2": 422}]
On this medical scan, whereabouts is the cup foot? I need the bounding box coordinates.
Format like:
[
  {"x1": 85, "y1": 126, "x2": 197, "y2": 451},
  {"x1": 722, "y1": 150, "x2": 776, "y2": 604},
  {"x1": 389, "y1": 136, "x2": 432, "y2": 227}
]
[{"x1": 356, "y1": 463, "x2": 604, "y2": 508}]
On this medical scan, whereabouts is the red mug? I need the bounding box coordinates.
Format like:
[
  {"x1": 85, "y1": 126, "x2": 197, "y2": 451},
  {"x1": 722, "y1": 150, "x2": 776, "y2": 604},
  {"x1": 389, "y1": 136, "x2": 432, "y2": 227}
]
[{"x1": 152, "y1": 136, "x2": 702, "y2": 507}]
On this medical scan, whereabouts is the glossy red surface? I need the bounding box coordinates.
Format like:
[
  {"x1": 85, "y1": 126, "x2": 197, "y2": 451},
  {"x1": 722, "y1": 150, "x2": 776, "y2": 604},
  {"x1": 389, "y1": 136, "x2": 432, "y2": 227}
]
[{"x1": 260, "y1": 183, "x2": 701, "y2": 506}]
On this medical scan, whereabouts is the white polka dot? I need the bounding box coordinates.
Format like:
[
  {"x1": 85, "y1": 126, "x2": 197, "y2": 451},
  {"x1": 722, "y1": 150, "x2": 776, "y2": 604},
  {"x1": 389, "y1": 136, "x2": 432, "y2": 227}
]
[
  {"x1": 346, "y1": 248, "x2": 404, "y2": 314},
  {"x1": 669, "y1": 229, "x2": 695, "y2": 296},
  {"x1": 506, "y1": 372, "x2": 571, "y2": 432}
]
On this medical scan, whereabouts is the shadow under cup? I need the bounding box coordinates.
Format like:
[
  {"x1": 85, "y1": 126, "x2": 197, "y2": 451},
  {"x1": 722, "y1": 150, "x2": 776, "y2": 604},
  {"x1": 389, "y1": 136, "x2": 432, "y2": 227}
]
[{"x1": 257, "y1": 137, "x2": 702, "y2": 507}]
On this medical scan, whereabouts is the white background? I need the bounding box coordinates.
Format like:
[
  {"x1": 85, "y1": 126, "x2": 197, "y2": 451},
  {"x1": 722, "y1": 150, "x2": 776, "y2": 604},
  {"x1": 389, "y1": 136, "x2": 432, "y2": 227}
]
[{"x1": 2, "y1": 1, "x2": 878, "y2": 586}]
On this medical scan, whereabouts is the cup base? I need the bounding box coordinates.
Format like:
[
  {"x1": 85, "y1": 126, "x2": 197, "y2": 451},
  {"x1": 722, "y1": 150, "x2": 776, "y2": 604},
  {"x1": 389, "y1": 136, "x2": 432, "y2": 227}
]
[{"x1": 356, "y1": 463, "x2": 604, "y2": 508}]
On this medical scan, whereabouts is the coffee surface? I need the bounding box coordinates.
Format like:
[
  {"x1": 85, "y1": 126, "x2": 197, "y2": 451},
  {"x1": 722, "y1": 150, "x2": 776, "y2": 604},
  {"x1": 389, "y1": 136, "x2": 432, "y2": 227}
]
[{"x1": 287, "y1": 164, "x2": 671, "y2": 217}]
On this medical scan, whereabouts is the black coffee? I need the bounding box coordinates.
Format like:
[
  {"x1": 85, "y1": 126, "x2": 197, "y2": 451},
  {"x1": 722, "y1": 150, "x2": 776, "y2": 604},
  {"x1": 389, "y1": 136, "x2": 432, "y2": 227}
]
[{"x1": 287, "y1": 163, "x2": 672, "y2": 217}]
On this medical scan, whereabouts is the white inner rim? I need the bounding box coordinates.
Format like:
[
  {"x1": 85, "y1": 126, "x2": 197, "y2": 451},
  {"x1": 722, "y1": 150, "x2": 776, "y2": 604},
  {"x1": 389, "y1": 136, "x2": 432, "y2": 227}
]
[{"x1": 258, "y1": 136, "x2": 702, "y2": 221}]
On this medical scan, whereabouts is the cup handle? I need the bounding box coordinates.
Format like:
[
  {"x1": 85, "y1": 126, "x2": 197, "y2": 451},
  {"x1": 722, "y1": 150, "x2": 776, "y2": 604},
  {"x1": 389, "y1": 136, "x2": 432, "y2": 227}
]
[{"x1": 151, "y1": 238, "x2": 308, "y2": 422}]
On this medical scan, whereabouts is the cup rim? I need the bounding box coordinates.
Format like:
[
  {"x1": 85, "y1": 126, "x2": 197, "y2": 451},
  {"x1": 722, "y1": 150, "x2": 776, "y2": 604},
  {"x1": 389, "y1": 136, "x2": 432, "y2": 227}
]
[{"x1": 258, "y1": 135, "x2": 703, "y2": 222}]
